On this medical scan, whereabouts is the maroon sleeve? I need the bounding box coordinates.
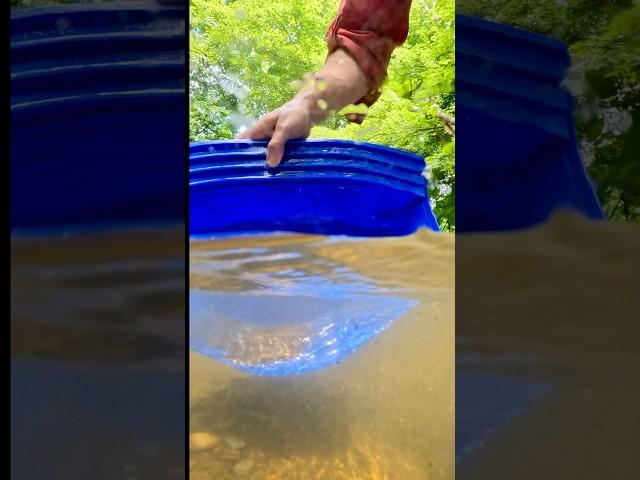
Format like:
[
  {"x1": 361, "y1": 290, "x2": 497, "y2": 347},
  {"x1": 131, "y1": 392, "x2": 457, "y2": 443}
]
[{"x1": 326, "y1": 0, "x2": 412, "y2": 116}]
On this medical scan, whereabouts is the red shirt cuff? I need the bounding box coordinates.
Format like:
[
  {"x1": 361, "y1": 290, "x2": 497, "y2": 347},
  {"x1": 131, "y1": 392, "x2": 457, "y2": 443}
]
[{"x1": 326, "y1": 0, "x2": 411, "y2": 119}]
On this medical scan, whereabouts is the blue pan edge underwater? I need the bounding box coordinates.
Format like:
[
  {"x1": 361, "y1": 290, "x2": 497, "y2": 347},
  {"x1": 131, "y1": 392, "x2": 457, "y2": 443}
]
[{"x1": 189, "y1": 289, "x2": 420, "y2": 377}]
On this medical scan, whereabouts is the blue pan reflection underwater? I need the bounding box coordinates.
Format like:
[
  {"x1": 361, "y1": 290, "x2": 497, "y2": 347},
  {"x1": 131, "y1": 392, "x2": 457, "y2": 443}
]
[{"x1": 190, "y1": 241, "x2": 418, "y2": 376}]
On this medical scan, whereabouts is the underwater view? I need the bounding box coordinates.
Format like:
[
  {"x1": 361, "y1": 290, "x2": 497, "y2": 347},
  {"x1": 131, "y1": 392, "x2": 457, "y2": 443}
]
[
  {"x1": 190, "y1": 230, "x2": 455, "y2": 479},
  {"x1": 456, "y1": 213, "x2": 640, "y2": 479},
  {"x1": 11, "y1": 214, "x2": 638, "y2": 480},
  {"x1": 10, "y1": 227, "x2": 186, "y2": 480}
]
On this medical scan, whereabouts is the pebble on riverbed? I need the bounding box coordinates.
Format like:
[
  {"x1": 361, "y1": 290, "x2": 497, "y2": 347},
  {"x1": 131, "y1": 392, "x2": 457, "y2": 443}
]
[
  {"x1": 226, "y1": 436, "x2": 246, "y2": 450},
  {"x1": 190, "y1": 432, "x2": 220, "y2": 450},
  {"x1": 233, "y1": 459, "x2": 255, "y2": 477}
]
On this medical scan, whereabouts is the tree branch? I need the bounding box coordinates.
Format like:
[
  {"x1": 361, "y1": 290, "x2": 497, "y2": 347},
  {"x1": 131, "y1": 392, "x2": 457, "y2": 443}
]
[{"x1": 436, "y1": 111, "x2": 455, "y2": 134}]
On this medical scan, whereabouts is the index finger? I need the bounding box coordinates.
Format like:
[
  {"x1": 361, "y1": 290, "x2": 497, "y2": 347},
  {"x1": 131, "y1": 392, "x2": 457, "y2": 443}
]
[{"x1": 236, "y1": 111, "x2": 279, "y2": 140}]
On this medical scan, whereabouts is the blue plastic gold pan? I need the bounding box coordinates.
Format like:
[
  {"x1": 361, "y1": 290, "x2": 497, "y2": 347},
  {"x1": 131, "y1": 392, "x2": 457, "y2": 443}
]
[{"x1": 189, "y1": 139, "x2": 440, "y2": 237}]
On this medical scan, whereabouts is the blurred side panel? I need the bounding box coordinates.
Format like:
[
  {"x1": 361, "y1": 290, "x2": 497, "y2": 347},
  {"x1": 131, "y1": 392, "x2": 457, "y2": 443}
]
[{"x1": 456, "y1": 2, "x2": 640, "y2": 479}]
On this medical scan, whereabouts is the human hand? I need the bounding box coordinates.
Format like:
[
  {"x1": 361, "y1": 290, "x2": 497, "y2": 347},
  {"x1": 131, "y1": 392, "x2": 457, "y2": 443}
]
[
  {"x1": 237, "y1": 50, "x2": 369, "y2": 167},
  {"x1": 236, "y1": 96, "x2": 318, "y2": 167}
]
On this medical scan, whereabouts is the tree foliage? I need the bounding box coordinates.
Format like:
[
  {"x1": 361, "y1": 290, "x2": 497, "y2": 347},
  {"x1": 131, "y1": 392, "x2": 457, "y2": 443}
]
[{"x1": 190, "y1": 0, "x2": 455, "y2": 230}]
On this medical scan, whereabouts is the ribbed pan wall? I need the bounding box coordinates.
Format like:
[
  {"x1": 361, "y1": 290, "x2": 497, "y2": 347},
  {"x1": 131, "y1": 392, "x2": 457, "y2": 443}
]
[
  {"x1": 11, "y1": 2, "x2": 186, "y2": 229},
  {"x1": 456, "y1": 14, "x2": 604, "y2": 232},
  {"x1": 190, "y1": 139, "x2": 440, "y2": 237}
]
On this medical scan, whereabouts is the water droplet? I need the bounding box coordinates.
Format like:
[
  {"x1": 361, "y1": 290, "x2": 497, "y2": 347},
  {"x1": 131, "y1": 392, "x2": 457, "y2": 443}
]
[{"x1": 317, "y1": 99, "x2": 328, "y2": 110}]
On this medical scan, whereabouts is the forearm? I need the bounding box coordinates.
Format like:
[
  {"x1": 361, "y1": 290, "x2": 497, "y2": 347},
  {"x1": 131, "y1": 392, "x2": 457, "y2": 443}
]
[{"x1": 293, "y1": 48, "x2": 369, "y2": 125}]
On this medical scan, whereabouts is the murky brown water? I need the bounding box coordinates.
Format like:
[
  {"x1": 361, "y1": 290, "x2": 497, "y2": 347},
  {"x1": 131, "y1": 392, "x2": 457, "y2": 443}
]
[
  {"x1": 190, "y1": 230, "x2": 455, "y2": 480},
  {"x1": 456, "y1": 212, "x2": 640, "y2": 479},
  {"x1": 13, "y1": 213, "x2": 635, "y2": 479},
  {"x1": 11, "y1": 226, "x2": 185, "y2": 480}
]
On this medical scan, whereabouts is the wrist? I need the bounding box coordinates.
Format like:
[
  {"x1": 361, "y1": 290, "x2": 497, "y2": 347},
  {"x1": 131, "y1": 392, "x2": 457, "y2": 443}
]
[{"x1": 294, "y1": 85, "x2": 331, "y2": 125}]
